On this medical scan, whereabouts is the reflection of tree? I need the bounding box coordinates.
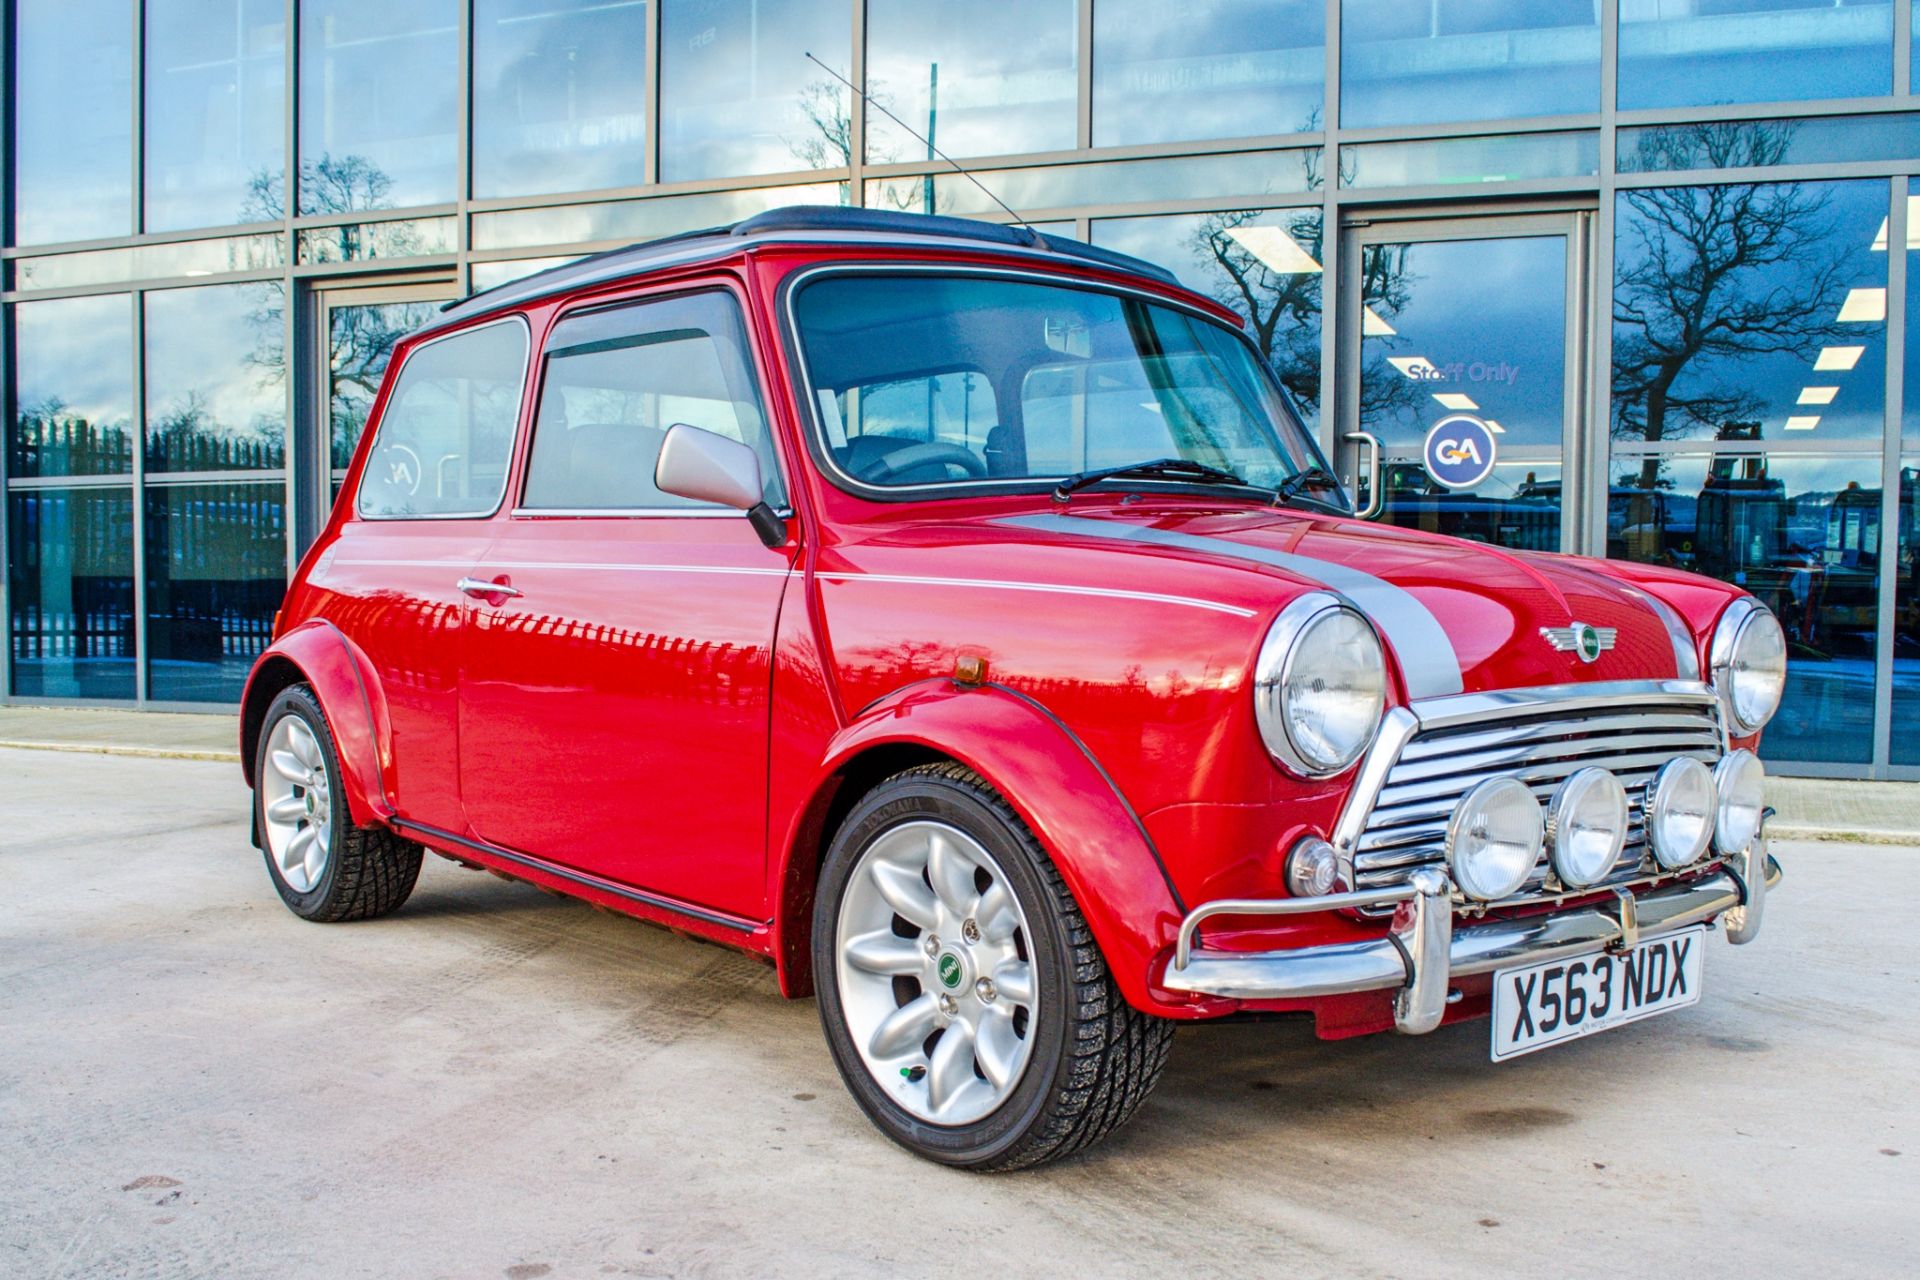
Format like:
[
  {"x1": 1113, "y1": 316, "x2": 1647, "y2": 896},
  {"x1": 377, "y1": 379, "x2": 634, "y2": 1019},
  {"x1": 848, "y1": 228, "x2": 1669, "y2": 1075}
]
[
  {"x1": 788, "y1": 78, "x2": 854, "y2": 171},
  {"x1": 1187, "y1": 209, "x2": 1324, "y2": 412},
  {"x1": 240, "y1": 154, "x2": 425, "y2": 463},
  {"x1": 1183, "y1": 199, "x2": 1411, "y2": 421},
  {"x1": 1612, "y1": 122, "x2": 1856, "y2": 488}
]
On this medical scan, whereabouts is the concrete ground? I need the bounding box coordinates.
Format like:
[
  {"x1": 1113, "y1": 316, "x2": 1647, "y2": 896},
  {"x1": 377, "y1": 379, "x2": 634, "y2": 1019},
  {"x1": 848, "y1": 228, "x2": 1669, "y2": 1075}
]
[{"x1": 1, "y1": 750, "x2": 1914, "y2": 1280}]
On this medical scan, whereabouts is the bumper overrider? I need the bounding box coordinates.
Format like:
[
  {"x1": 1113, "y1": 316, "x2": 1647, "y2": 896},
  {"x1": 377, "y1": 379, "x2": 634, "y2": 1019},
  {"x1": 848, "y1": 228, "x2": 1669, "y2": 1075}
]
[{"x1": 1163, "y1": 827, "x2": 1780, "y2": 1034}]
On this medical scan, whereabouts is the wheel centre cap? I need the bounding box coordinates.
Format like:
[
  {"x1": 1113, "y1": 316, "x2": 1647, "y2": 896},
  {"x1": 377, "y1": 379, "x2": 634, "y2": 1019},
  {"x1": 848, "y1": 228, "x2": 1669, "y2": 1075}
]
[{"x1": 935, "y1": 950, "x2": 968, "y2": 991}]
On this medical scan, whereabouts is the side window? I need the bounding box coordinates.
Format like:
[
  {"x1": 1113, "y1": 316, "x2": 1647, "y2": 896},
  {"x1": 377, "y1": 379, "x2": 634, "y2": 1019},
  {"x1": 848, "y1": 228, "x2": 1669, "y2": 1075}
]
[
  {"x1": 356, "y1": 319, "x2": 529, "y2": 519},
  {"x1": 521, "y1": 290, "x2": 784, "y2": 511}
]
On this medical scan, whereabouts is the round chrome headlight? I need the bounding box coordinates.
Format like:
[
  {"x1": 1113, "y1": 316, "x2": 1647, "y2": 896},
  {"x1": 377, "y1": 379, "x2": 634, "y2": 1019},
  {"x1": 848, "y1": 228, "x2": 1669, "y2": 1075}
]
[
  {"x1": 1711, "y1": 600, "x2": 1787, "y2": 734},
  {"x1": 1647, "y1": 756, "x2": 1717, "y2": 870},
  {"x1": 1254, "y1": 594, "x2": 1387, "y2": 778},
  {"x1": 1547, "y1": 767, "x2": 1629, "y2": 888},
  {"x1": 1446, "y1": 776, "x2": 1543, "y2": 902},
  {"x1": 1714, "y1": 748, "x2": 1766, "y2": 854}
]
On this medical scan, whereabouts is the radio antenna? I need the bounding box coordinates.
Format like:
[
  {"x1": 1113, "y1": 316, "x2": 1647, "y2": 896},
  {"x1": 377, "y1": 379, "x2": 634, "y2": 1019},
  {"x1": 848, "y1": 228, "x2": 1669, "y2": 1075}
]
[{"x1": 804, "y1": 52, "x2": 1044, "y2": 247}]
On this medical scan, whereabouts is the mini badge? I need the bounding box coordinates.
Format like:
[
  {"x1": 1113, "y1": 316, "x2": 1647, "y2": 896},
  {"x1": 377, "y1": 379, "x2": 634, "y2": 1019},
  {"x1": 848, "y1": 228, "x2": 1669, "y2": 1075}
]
[
  {"x1": 937, "y1": 953, "x2": 964, "y2": 989},
  {"x1": 1422, "y1": 414, "x2": 1499, "y2": 490},
  {"x1": 1541, "y1": 621, "x2": 1618, "y2": 663}
]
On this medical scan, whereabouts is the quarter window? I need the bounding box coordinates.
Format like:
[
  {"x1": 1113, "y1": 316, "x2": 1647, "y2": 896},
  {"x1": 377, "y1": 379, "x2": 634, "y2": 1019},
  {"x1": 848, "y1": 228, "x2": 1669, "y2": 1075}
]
[
  {"x1": 355, "y1": 320, "x2": 528, "y2": 519},
  {"x1": 522, "y1": 291, "x2": 783, "y2": 511}
]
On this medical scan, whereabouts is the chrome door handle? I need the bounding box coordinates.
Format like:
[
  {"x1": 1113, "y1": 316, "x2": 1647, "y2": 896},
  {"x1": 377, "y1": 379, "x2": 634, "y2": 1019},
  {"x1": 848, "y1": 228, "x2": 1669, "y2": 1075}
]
[
  {"x1": 457, "y1": 576, "x2": 522, "y2": 600},
  {"x1": 1343, "y1": 430, "x2": 1383, "y2": 519}
]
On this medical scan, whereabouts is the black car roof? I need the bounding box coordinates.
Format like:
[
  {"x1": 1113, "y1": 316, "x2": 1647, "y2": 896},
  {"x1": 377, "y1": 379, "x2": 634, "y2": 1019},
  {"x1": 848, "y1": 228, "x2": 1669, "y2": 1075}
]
[{"x1": 431, "y1": 205, "x2": 1183, "y2": 331}]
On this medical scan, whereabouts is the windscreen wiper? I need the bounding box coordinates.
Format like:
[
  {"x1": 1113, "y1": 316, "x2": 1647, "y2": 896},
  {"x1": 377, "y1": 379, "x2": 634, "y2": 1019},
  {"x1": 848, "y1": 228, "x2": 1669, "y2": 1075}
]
[
  {"x1": 1272, "y1": 465, "x2": 1344, "y2": 508},
  {"x1": 1053, "y1": 457, "x2": 1259, "y2": 502}
]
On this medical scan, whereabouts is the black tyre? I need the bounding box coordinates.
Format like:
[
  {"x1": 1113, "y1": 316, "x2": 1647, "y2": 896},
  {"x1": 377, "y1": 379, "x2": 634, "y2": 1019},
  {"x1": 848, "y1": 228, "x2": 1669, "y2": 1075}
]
[
  {"x1": 254, "y1": 684, "x2": 422, "y2": 922},
  {"x1": 813, "y1": 762, "x2": 1172, "y2": 1170}
]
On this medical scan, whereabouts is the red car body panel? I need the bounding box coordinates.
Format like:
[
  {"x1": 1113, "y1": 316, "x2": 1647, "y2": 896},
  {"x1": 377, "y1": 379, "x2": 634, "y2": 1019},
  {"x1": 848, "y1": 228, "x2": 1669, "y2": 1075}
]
[{"x1": 244, "y1": 234, "x2": 1757, "y2": 1036}]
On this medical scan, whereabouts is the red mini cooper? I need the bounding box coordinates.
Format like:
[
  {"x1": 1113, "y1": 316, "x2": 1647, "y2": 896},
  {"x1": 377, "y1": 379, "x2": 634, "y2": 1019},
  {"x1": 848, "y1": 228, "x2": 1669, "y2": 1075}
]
[{"x1": 241, "y1": 206, "x2": 1784, "y2": 1170}]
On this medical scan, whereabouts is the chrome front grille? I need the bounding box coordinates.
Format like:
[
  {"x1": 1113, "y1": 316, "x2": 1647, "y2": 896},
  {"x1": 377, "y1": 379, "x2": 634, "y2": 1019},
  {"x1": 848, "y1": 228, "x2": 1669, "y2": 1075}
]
[{"x1": 1337, "y1": 684, "x2": 1725, "y2": 911}]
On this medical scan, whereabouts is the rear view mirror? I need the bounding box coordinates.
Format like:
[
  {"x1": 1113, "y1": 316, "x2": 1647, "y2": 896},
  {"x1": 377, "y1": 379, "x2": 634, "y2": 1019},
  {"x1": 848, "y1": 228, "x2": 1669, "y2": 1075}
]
[{"x1": 655, "y1": 423, "x2": 787, "y2": 547}]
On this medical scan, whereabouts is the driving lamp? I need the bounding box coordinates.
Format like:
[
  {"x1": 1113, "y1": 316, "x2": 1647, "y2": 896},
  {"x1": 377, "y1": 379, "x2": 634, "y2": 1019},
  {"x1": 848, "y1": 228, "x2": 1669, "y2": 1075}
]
[
  {"x1": 1446, "y1": 776, "x2": 1544, "y2": 902},
  {"x1": 1714, "y1": 748, "x2": 1766, "y2": 854},
  {"x1": 1711, "y1": 602, "x2": 1788, "y2": 734},
  {"x1": 1254, "y1": 594, "x2": 1387, "y2": 778},
  {"x1": 1647, "y1": 756, "x2": 1717, "y2": 870},
  {"x1": 1547, "y1": 768, "x2": 1630, "y2": 888}
]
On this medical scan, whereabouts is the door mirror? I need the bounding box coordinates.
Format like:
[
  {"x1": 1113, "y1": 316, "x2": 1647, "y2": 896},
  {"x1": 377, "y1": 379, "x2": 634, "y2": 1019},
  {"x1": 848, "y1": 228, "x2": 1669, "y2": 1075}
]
[{"x1": 654, "y1": 423, "x2": 787, "y2": 547}]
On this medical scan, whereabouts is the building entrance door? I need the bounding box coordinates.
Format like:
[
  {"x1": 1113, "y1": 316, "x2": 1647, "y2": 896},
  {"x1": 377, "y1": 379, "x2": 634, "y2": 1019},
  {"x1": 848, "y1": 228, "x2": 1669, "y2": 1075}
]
[
  {"x1": 301, "y1": 283, "x2": 457, "y2": 547},
  {"x1": 1335, "y1": 212, "x2": 1592, "y2": 553}
]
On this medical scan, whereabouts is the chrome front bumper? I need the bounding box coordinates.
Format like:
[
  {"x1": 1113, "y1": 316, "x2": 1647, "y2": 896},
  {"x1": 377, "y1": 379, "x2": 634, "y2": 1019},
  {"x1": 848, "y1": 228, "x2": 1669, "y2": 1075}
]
[{"x1": 1163, "y1": 836, "x2": 1781, "y2": 1034}]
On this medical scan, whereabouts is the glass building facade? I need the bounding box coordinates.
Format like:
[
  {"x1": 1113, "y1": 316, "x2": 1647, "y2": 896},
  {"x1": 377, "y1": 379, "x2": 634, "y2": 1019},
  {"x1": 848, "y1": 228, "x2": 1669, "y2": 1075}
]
[{"x1": 2, "y1": 0, "x2": 1915, "y2": 778}]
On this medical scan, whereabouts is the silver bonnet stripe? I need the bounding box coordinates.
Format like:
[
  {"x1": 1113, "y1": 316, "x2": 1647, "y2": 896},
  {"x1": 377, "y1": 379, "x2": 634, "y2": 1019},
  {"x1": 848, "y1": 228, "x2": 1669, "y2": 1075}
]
[{"x1": 1000, "y1": 513, "x2": 1466, "y2": 698}]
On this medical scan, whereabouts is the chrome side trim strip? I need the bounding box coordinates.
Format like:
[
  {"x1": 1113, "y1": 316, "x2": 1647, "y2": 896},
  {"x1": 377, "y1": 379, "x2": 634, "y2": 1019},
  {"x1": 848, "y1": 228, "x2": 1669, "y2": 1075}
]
[
  {"x1": 999, "y1": 514, "x2": 1466, "y2": 698},
  {"x1": 814, "y1": 570, "x2": 1255, "y2": 617}
]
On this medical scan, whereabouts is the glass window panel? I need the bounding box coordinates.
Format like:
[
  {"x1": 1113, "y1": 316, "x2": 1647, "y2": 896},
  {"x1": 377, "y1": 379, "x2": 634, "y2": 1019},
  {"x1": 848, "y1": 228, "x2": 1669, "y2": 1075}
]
[
  {"x1": 144, "y1": 285, "x2": 288, "y2": 473},
  {"x1": 296, "y1": 217, "x2": 457, "y2": 263},
  {"x1": 1609, "y1": 452, "x2": 1877, "y2": 765},
  {"x1": 661, "y1": 0, "x2": 852, "y2": 181},
  {"x1": 1340, "y1": 131, "x2": 1598, "y2": 189},
  {"x1": 1618, "y1": 0, "x2": 1892, "y2": 111},
  {"x1": 14, "y1": 0, "x2": 132, "y2": 244},
  {"x1": 1090, "y1": 209, "x2": 1324, "y2": 428},
  {"x1": 1612, "y1": 178, "x2": 1888, "y2": 445},
  {"x1": 1619, "y1": 114, "x2": 1920, "y2": 174},
  {"x1": 473, "y1": 0, "x2": 650, "y2": 199},
  {"x1": 142, "y1": 482, "x2": 284, "y2": 703},
  {"x1": 523, "y1": 291, "x2": 783, "y2": 510},
  {"x1": 1890, "y1": 459, "x2": 1920, "y2": 762},
  {"x1": 328, "y1": 300, "x2": 447, "y2": 472},
  {"x1": 145, "y1": 0, "x2": 287, "y2": 232},
  {"x1": 298, "y1": 0, "x2": 459, "y2": 213},
  {"x1": 1905, "y1": 183, "x2": 1920, "y2": 444},
  {"x1": 863, "y1": 0, "x2": 1076, "y2": 163},
  {"x1": 1339, "y1": 0, "x2": 1599, "y2": 130},
  {"x1": 13, "y1": 235, "x2": 285, "y2": 292},
  {"x1": 1092, "y1": 0, "x2": 1325, "y2": 147},
  {"x1": 7, "y1": 487, "x2": 137, "y2": 699},
  {"x1": 356, "y1": 321, "x2": 529, "y2": 518},
  {"x1": 9, "y1": 295, "x2": 136, "y2": 478},
  {"x1": 469, "y1": 256, "x2": 583, "y2": 292},
  {"x1": 866, "y1": 150, "x2": 1321, "y2": 219},
  {"x1": 471, "y1": 182, "x2": 845, "y2": 250}
]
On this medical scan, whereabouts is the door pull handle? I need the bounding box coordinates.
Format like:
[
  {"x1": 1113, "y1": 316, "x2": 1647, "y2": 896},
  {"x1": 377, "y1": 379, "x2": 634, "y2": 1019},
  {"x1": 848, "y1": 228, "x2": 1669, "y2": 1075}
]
[{"x1": 457, "y1": 576, "x2": 522, "y2": 600}]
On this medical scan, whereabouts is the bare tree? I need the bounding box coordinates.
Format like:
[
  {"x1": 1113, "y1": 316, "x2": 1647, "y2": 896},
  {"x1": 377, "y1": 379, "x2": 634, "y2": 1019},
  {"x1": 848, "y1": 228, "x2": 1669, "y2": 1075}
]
[{"x1": 1611, "y1": 121, "x2": 1857, "y2": 489}]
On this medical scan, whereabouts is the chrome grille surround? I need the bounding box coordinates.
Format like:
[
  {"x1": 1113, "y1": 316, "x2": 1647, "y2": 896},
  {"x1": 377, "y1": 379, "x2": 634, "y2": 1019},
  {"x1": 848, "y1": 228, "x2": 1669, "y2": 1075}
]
[{"x1": 1329, "y1": 680, "x2": 1728, "y2": 914}]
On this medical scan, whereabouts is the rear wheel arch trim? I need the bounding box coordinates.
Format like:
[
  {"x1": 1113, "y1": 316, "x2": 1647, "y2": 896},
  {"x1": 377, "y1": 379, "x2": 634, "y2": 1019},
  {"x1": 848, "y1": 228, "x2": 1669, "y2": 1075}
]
[{"x1": 240, "y1": 621, "x2": 393, "y2": 829}]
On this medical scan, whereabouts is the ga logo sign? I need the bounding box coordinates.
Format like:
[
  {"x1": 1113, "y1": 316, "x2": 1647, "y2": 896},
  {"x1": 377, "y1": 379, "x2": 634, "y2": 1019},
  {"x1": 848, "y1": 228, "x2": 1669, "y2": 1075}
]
[{"x1": 1422, "y1": 414, "x2": 1498, "y2": 490}]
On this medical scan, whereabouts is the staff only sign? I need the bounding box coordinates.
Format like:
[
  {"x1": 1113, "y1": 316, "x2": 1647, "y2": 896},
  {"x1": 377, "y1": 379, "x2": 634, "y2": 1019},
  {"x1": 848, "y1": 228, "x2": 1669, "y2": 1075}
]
[{"x1": 1422, "y1": 414, "x2": 1499, "y2": 490}]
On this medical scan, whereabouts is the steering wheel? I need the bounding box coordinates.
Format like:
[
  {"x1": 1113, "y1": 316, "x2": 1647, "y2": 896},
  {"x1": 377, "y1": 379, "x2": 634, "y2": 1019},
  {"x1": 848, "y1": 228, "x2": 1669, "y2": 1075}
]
[{"x1": 863, "y1": 440, "x2": 989, "y2": 482}]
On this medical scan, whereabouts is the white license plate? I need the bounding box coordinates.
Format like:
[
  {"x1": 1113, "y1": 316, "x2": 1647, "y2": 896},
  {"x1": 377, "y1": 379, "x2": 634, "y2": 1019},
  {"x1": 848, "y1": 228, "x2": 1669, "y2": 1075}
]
[{"x1": 1491, "y1": 926, "x2": 1704, "y2": 1062}]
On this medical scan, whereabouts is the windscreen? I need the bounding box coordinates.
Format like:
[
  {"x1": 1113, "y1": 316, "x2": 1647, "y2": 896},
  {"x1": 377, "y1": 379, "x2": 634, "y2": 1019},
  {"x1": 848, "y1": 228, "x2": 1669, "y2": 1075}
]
[{"x1": 791, "y1": 273, "x2": 1321, "y2": 492}]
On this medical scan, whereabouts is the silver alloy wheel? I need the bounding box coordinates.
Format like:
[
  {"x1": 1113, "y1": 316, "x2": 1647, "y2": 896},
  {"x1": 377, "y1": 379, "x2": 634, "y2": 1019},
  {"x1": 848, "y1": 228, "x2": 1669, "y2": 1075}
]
[
  {"x1": 261, "y1": 712, "x2": 333, "y2": 894},
  {"x1": 834, "y1": 819, "x2": 1038, "y2": 1126}
]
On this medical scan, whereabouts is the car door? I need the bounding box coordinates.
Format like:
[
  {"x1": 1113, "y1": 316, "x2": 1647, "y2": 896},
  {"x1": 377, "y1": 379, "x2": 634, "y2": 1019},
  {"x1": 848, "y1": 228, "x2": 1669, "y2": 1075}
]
[
  {"x1": 456, "y1": 286, "x2": 795, "y2": 918},
  {"x1": 315, "y1": 317, "x2": 530, "y2": 832}
]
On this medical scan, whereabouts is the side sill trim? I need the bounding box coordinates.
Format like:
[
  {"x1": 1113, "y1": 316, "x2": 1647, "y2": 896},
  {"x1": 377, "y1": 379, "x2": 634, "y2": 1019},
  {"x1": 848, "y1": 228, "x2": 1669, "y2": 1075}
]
[{"x1": 391, "y1": 819, "x2": 761, "y2": 934}]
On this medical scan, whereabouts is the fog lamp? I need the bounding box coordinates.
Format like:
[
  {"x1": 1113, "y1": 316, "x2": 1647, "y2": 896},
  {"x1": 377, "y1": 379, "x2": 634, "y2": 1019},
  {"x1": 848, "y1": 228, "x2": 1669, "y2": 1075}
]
[
  {"x1": 1714, "y1": 748, "x2": 1766, "y2": 854},
  {"x1": 1648, "y1": 756, "x2": 1717, "y2": 870},
  {"x1": 1285, "y1": 835, "x2": 1340, "y2": 898},
  {"x1": 1547, "y1": 767, "x2": 1629, "y2": 888},
  {"x1": 1446, "y1": 776, "x2": 1543, "y2": 902}
]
